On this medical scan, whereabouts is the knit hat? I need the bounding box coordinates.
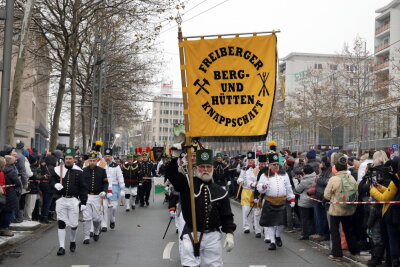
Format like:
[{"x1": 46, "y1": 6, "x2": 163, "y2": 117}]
[
  {"x1": 5, "y1": 155, "x2": 16, "y2": 165},
  {"x1": 334, "y1": 153, "x2": 348, "y2": 168},
  {"x1": 23, "y1": 149, "x2": 29, "y2": 157},
  {"x1": 53, "y1": 150, "x2": 63, "y2": 159},
  {"x1": 306, "y1": 149, "x2": 317, "y2": 159},
  {"x1": 16, "y1": 140, "x2": 24, "y2": 150},
  {"x1": 3, "y1": 144, "x2": 13, "y2": 155}
]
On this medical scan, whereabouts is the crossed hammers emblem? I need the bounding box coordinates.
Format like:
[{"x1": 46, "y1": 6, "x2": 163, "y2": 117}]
[
  {"x1": 258, "y1": 72, "x2": 270, "y2": 96},
  {"x1": 193, "y1": 78, "x2": 210, "y2": 95}
]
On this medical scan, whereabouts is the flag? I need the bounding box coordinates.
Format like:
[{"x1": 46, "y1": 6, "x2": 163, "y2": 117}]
[{"x1": 181, "y1": 34, "x2": 277, "y2": 141}]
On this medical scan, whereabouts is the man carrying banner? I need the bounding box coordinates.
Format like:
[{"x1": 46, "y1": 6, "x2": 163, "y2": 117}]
[
  {"x1": 165, "y1": 148, "x2": 235, "y2": 267},
  {"x1": 257, "y1": 153, "x2": 295, "y2": 250},
  {"x1": 51, "y1": 147, "x2": 87, "y2": 256},
  {"x1": 82, "y1": 151, "x2": 109, "y2": 244},
  {"x1": 122, "y1": 154, "x2": 140, "y2": 212},
  {"x1": 237, "y1": 151, "x2": 262, "y2": 236},
  {"x1": 102, "y1": 148, "x2": 125, "y2": 231}
]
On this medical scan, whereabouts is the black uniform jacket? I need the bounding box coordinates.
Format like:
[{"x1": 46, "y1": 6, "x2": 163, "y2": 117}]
[
  {"x1": 122, "y1": 162, "x2": 140, "y2": 187},
  {"x1": 213, "y1": 161, "x2": 229, "y2": 187},
  {"x1": 166, "y1": 158, "x2": 236, "y2": 234},
  {"x1": 139, "y1": 161, "x2": 155, "y2": 182},
  {"x1": 51, "y1": 164, "x2": 88, "y2": 205},
  {"x1": 82, "y1": 165, "x2": 108, "y2": 194}
]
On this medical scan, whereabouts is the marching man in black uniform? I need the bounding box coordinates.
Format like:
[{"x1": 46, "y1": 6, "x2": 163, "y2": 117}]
[
  {"x1": 138, "y1": 152, "x2": 155, "y2": 207},
  {"x1": 51, "y1": 147, "x2": 87, "y2": 256},
  {"x1": 213, "y1": 152, "x2": 230, "y2": 190},
  {"x1": 166, "y1": 149, "x2": 236, "y2": 267},
  {"x1": 122, "y1": 154, "x2": 140, "y2": 211},
  {"x1": 82, "y1": 151, "x2": 109, "y2": 244}
]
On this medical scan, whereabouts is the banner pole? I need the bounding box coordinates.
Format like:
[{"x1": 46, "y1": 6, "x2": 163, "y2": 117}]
[{"x1": 178, "y1": 25, "x2": 199, "y2": 245}]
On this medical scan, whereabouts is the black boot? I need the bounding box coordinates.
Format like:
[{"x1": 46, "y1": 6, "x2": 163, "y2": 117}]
[
  {"x1": 276, "y1": 237, "x2": 283, "y2": 247},
  {"x1": 368, "y1": 245, "x2": 384, "y2": 267},
  {"x1": 40, "y1": 216, "x2": 50, "y2": 224},
  {"x1": 268, "y1": 243, "x2": 276, "y2": 250},
  {"x1": 57, "y1": 247, "x2": 65, "y2": 256},
  {"x1": 93, "y1": 234, "x2": 100, "y2": 242},
  {"x1": 83, "y1": 239, "x2": 90, "y2": 244},
  {"x1": 110, "y1": 222, "x2": 115, "y2": 229},
  {"x1": 69, "y1": 242, "x2": 76, "y2": 252},
  {"x1": 90, "y1": 232, "x2": 94, "y2": 237}
]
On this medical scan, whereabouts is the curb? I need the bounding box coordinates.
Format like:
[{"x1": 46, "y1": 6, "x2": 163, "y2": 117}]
[{"x1": 0, "y1": 222, "x2": 55, "y2": 257}]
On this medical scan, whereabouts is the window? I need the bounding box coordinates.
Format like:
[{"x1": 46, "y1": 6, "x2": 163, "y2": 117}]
[
  {"x1": 345, "y1": 65, "x2": 358, "y2": 73},
  {"x1": 159, "y1": 118, "x2": 162, "y2": 123},
  {"x1": 330, "y1": 64, "x2": 337, "y2": 70},
  {"x1": 314, "y1": 63, "x2": 322, "y2": 69},
  {"x1": 329, "y1": 75, "x2": 337, "y2": 82}
]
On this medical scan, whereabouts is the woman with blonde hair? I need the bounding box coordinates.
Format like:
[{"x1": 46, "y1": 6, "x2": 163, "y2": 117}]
[{"x1": 372, "y1": 150, "x2": 388, "y2": 168}]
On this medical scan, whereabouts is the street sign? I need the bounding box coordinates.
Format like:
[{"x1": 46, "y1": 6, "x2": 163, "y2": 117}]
[{"x1": 392, "y1": 144, "x2": 399, "y2": 151}]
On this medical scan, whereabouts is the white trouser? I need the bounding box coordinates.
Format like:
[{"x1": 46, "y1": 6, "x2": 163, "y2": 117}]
[
  {"x1": 56, "y1": 197, "x2": 80, "y2": 228},
  {"x1": 101, "y1": 198, "x2": 111, "y2": 228},
  {"x1": 181, "y1": 231, "x2": 223, "y2": 267},
  {"x1": 125, "y1": 186, "x2": 138, "y2": 209},
  {"x1": 23, "y1": 194, "x2": 38, "y2": 220},
  {"x1": 254, "y1": 207, "x2": 262, "y2": 234},
  {"x1": 266, "y1": 225, "x2": 284, "y2": 244},
  {"x1": 176, "y1": 213, "x2": 186, "y2": 264},
  {"x1": 242, "y1": 205, "x2": 254, "y2": 231},
  {"x1": 83, "y1": 195, "x2": 102, "y2": 239}
]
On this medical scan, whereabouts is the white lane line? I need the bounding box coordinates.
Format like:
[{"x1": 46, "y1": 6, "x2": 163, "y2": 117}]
[{"x1": 163, "y1": 242, "x2": 175, "y2": 259}]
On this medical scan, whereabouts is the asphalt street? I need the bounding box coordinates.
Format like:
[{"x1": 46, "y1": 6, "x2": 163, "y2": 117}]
[{"x1": 0, "y1": 195, "x2": 353, "y2": 267}]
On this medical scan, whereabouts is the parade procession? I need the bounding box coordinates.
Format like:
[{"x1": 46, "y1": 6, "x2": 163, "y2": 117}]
[{"x1": 2, "y1": 0, "x2": 400, "y2": 267}]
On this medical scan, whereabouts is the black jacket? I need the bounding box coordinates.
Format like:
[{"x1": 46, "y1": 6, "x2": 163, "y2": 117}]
[
  {"x1": 50, "y1": 165, "x2": 88, "y2": 205},
  {"x1": 213, "y1": 161, "x2": 229, "y2": 187},
  {"x1": 139, "y1": 161, "x2": 155, "y2": 182},
  {"x1": 82, "y1": 166, "x2": 108, "y2": 194},
  {"x1": 165, "y1": 158, "x2": 236, "y2": 234},
  {"x1": 122, "y1": 162, "x2": 140, "y2": 187},
  {"x1": 3, "y1": 165, "x2": 21, "y2": 212}
]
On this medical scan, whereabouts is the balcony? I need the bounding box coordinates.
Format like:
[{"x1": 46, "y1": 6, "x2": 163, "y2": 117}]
[
  {"x1": 374, "y1": 61, "x2": 389, "y2": 71},
  {"x1": 375, "y1": 24, "x2": 390, "y2": 35},
  {"x1": 373, "y1": 80, "x2": 390, "y2": 89},
  {"x1": 375, "y1": 43, "x2": 390, "y2": 53}
]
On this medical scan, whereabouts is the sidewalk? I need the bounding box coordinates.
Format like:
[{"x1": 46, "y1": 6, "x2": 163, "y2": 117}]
[
  {"x1": 229, "y1": 198, "x2": 369, "y2": 267},
  {"x1": 0, "y1": 220, "x2": 55, "y2": 256}
]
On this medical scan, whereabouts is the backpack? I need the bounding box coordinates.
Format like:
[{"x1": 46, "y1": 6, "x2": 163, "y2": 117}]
[{"x1": 337, "y1": 173, "x2": 358, "y2": 209}]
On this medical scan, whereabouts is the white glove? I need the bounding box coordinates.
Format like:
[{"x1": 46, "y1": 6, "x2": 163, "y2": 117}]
[
  {"x1": 120, "y1": 190, "x2": 125, "y2": 197},
  {"x1": 54, "y1": 183, "x2": 63, "y2": 191},
  {"x1": 169, "y1": 210, "x2": 176, "y2": 218},
  {"x1": 249, "y1": 182, "x2": 255, "y2": 189},
  {"x1": 80, "y1": 204, "x2": 86, "y2": 212},
  {"x1": 165, "y1": 186, "x2": 169, "y2": 192},
  {"x1": 107, "y1": 192, "x2": 113, "y2": 199},
  {"x1": 254, "y1": 199, "x2": 259, "y2": 204},
  {"x1": 99, "y1": 191, "x2": 106, "y2": 198},
  {"x1": 223, "y1": 233, "x2": 234, "y2": 252},
  {"x1": 290, "y1": 201, "x2": 295, "y2": 208},
  {"x1": 227, "y1": 181, "x2": 231, "y2": 186}
]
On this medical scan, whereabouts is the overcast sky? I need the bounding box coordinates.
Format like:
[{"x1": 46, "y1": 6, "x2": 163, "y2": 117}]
[{"x1": 154, "y1": 0, "x2": 390, "y2": 95}]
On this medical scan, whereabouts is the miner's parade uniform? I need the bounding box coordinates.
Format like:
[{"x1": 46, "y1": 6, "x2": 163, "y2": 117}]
[
  {"x1": 102, "y1": 148, "x2": 125, "y2": 231},
  {"x1": 213, "y1": 152, "x2": 230, "y2": 190},
  {"x1": 257, "y1": 153, "x2": 295, "y2": 250},
  {"x1": 165, "y1": 149, "x2": 236, "y2": 267},
  {"x1": 122, "y1": 154, "x2": 141, "y2": 211},
  {"x1": 51, "y1": 147, "x2": 88, "y2": 256},
  {"x1": 138, "y1": 152, "x2": 155, "y2": 207},
  {"x1": 82, "y1": 151, "x2": 109, "y2": 244},
  {"x1": 236, "y1": 151, "x2": 262, "y2": 236}
]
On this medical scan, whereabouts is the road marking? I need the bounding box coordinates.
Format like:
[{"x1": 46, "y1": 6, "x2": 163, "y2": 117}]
[
  {"x1": 249, "y1": 265, "x2": 267, "y2": 267},
  {"x1": 163, "y1": 242, "x2": 175, "y2": 259}
]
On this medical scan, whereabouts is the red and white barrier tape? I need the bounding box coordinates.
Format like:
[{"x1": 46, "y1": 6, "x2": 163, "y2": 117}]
[
  {"x1": 0, "y1": 184, "x2": 15, "y2": 188},
  {"x1": 294, "y1": 192, "x2": 400, "y2": 205}
]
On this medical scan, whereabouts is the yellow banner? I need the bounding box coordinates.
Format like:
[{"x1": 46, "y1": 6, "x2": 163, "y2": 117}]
[{"x1": 182, "y1": 34, "x2": 277, "y2": 137}]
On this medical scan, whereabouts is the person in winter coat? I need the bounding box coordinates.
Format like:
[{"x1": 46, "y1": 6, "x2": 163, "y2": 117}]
[
  {"x1": 370, "y1": 157, "x2": 400, "y2": 267},
  {"x1": 312, "y1": 156, "x2": 331, "y2": 242},
  {"x1": 24, "y1": 155, "x2": 41, "y2": 221},
  {"x1": 324, "y1": 154, "x2": 360, "y2": 261},
  {"x1": 305, "y1": 150, "x2": 321, "y2": 175},
  {"x1": 0, "y1": 156, "x2": 22, "y2": 236},
  {"x1": 39, "y1": 154, "x2": 58, "y2": 223},
  {"x1": 295, "y1": 165, "x2": 317, "y2": 240}
]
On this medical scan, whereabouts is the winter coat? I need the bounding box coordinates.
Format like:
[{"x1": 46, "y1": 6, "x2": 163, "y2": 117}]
[
  {"x1": 370, "y1": 181, "x2": 398, "y2": 216},
  {"x1": 295, "y1": 172, "x2": 317, "y2": 208},
  {"x1": 27, "y1": 164, "x2": 41, "y2": 194},
  {"x1": 15, "y1": 150, "x2": 28, "y2": 186},
  {"x1": 324, "y1": 170, "x2": 357, "y2": 216},
  {"x1": 3, "y1": 165, "x2": 22, "y2": 212},
  {"x1": 315, "y1": 167, "x2": 332, "y2": 201},
  {"x1": 39, "y1": 155, "x2": 57, "y2": 194}
]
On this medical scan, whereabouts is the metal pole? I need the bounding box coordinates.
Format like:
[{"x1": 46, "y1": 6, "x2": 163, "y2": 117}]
[{"x1": 0, "y1": 0, "x2": 15, "y2": 148}]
